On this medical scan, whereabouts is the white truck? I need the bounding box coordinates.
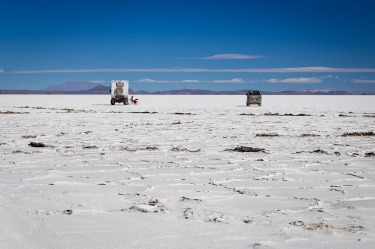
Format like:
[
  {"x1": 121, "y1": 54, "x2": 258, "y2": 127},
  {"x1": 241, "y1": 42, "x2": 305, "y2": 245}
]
[{"x1": 110, "y1": 80, "x2": 129, "y2": 105}]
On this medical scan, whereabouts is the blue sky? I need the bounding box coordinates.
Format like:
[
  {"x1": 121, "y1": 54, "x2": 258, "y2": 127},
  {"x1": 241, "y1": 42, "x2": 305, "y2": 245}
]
[{"x1": 1, "y1": 0, "x2": 375, "y2": 92}]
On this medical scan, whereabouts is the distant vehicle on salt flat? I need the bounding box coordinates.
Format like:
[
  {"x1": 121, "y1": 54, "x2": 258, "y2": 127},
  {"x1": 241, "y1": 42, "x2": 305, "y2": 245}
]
[
  {"x1": 111, "y1": 80, "x2": 129, "y2": 105},
  {"x1": 246, "y1": 90, "x2": 262, "y2": 106}
]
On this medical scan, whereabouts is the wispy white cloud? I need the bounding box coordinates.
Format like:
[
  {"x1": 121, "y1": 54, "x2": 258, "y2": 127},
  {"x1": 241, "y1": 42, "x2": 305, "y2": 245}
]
[
  {"x1": 9, "y1": 69, "x2": 155, "y2": 74},
  {"x1": 211, "y1": 78, "x2": 245, "y2": 83},
  {"x1": 135, "y1": 78, "x2": 169, "y2": 83},
  {"x1": 136, "y1": 79, "x2": 201, "y2": 83},
  {"x1": 181, "y1": 80, "x2": 200, "y2": 83},
  {"x1": 265, "y1": 77, "x2": 322, "y2": 83},
  {"x1": 321, "y1": 75, "x2": 339, "y2": 80},
  {"x1": 191, "y1": 54, "x2": 264, "y2": 60},
  {"x1": 352, "y1": 79, "x2": 375, "y2": 83},
  {"x1": 254, "y1": 67, "x2": 375, "y2": 73},
  {"x1": 0, "y1": 69, "x2": 4, "y2": 73},
  {"x1": 134, "y1": 78, "x2": 250, "y2": 84},
  {"x1": 7, "y1": 67, "x2": 375, "y2": 74}
]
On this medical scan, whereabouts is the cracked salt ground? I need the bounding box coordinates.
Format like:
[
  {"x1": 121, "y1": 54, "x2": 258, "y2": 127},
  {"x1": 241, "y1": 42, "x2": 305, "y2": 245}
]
[{"x1": 1, "y1": 95, "x2": 375, "y2": 249}]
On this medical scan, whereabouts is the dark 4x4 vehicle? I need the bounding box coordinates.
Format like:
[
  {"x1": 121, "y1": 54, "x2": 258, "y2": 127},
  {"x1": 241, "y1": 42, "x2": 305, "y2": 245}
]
[{"x1": 246, "y1": 90, "x2": 262, "y2": 106}]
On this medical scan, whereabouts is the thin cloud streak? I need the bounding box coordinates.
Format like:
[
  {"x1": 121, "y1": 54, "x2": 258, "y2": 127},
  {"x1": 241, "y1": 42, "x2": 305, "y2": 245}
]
[
  {"x1": 135, "y1": 79, "x2": 197, "y2": 83},
  {"x1": 352, "y1": 79, "x2": 375, "y2": 83},
  {"x1": 135, "y1": 78, "x2": 169, "y2": 83},
  {"x1": 8, "y1": 67, "x2": 375, "y2": 74},
  {"x1": 189, "y1": 54, "x2": 264, "y2": 60},
  {"x1": 135, "y1": 78, "x2": 251, "y2": 83},
  {"x1": 211, "y1": 78, "x2": 244, "y2": 83},
  {"x1": 265, "y1": 77, "x2": 322, "y2": 83},
  {"x1": 181, "y1": 80, "x2": 200, "y2": 83}
]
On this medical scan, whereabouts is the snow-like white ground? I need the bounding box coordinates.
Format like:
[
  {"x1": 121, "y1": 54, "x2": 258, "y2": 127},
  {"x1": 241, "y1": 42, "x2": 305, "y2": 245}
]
[{"x1": 1, "y1": 95, "x2": 374, "y2": 249}]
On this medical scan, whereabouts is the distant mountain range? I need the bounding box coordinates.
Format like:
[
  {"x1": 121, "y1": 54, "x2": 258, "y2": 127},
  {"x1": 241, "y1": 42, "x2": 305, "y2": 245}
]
[
  {"x1": 1, "y1": 84, "x2": 374, "y2": 95},
  {"x1": 40, "y1": 82, "x2": 101, "y2": 92}
]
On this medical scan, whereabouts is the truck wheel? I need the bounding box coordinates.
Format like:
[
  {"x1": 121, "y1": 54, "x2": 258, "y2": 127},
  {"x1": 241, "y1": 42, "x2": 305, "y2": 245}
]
[
  {"x1": 123, "y1": 100, "x2": 128, "y2": 105},
  {"x1": 111, "y1": 99, "x2": 115, "y2": 105}
]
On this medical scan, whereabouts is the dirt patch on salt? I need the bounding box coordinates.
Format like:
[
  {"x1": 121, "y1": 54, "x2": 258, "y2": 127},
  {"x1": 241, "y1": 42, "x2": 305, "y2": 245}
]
[
  {"x1": 120, "y1": 146, "x2": 159, "y2": 152},
  {"x1": 28, "y1": 142, "x2": 49, "y2": 148},
  {"x1": 342, "y1": 131, "x2": 375, "y2": 137},
  {"x1": 171, "y1": 147, "x2": 201, "y2": 152},
  {"x1": 255, "y1": 133, "x2": 279, "y2": 137},
  {"x1": 264, "y1": 112, "x2": 311, "y2": 116},
  {"x1": 226, "y1": 146, "x2": 265, "y2": 153},
  {"x1": 289, "y1": 220, "x2": 364, "y2": 233},
  {"x1": 0, "y1": 111, "x2": 29, "y2": 114},
  {"x1": 300, "y1": 134, "x2": 320, "y2": 137}
]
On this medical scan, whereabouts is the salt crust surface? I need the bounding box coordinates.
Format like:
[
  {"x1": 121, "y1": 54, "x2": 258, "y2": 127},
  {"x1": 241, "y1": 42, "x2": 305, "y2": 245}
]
[{"x1": 0, "y1": 95, "x2": 374, "y2": 249}]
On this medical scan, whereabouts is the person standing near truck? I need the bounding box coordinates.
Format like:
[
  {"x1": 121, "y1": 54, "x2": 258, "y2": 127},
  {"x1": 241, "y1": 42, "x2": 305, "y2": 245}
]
[{"x1": 131, "y1": 96, "x2": 138, "y2": 105}]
